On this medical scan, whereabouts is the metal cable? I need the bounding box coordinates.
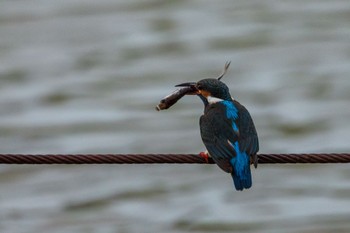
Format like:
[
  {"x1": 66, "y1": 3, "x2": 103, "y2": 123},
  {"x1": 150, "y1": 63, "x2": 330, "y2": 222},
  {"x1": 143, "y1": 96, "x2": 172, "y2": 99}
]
[{"x1": 0, "y1": 153, "x2": 349, "y2": 164}]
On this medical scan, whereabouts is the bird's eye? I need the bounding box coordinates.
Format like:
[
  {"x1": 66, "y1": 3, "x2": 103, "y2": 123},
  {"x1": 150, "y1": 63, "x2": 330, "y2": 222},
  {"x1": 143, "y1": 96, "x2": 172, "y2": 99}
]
[{"x1": 197, "y1": 84, "x2": 203, "y2": 90}]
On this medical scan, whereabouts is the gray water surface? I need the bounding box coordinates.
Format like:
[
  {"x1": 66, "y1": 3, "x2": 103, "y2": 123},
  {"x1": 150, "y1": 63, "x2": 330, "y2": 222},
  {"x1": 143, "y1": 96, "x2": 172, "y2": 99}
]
[{"x1": 1, "y1": 1, "x2": 350, "y2": 232}]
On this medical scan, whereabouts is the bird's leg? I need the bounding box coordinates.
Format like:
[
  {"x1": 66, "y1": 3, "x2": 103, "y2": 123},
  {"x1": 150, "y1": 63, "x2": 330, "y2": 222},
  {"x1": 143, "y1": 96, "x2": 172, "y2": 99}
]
[{"x1": 199, "y1": 150, "x2": 211, "y2": 163}]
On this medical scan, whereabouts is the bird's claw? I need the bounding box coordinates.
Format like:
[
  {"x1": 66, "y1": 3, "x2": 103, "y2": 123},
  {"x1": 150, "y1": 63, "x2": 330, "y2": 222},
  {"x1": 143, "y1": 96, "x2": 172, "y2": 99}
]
[{"x1": 199, "y1": 151, "x2": 210, "y2": 163}]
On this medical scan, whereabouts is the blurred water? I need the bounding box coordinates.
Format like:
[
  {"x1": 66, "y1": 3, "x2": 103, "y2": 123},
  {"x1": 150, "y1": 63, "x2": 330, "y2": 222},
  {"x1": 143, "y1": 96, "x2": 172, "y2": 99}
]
[{"x1": 1, "y1": 0, "x2": 350, "y2": 232}]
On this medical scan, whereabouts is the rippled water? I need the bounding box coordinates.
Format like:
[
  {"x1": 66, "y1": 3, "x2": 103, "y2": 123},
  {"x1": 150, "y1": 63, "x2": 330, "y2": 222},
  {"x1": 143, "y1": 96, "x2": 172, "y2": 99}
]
[{"x1": 1, "y1": 1, "x2": 350, "y2": 232}]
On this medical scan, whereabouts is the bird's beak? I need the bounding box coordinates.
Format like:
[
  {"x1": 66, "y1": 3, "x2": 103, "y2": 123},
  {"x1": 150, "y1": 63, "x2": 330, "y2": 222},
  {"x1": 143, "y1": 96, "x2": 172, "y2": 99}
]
[
  {"x1": 175, "y1": 82, "x2": 197, "y2": 87},
  {"x1": 175, "y1": 82, "x2": 199, "y2": 95}
]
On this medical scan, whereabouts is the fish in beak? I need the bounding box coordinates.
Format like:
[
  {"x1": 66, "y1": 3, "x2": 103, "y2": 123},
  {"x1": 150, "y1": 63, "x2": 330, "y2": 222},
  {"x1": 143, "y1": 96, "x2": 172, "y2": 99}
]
[{"x1": 175, "y1": 82, "x2": 199, "y2": 95}]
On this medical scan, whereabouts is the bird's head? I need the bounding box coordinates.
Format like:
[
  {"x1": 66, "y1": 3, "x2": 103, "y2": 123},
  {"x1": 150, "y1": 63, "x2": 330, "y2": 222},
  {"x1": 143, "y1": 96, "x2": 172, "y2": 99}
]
[{"x1": 176, "y1": 78, "x2": 232, "y2": 101}]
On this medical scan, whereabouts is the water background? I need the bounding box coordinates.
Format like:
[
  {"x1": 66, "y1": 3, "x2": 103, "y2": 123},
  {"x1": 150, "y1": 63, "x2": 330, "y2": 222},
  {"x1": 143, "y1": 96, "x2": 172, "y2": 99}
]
[{"x1": 1, "y1": 1, "x2": 350, "y2": 232}]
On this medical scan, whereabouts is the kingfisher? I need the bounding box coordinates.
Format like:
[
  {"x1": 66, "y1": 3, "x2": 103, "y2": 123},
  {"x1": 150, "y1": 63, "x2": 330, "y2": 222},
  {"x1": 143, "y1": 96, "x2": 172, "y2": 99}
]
[{"x1": 176, "y1": 70, "x2": 259, "y2": 191}]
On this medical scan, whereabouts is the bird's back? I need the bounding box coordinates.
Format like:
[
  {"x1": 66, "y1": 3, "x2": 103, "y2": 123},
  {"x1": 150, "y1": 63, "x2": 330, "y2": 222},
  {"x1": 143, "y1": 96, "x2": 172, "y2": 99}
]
[
  {"x1": 232, "y1": 100, "x2": 259, "y2": 167},
  {"x1": 200, "y1": 99, "x2": 259, "y2": 174},
  {"x1": 200, "y1": 100, "x2": 239, "y2": 173}
]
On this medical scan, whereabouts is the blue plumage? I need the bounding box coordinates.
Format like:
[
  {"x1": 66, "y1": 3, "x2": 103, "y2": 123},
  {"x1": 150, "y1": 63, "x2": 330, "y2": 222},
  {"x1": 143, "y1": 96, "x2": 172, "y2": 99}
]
[
  {"x1": 176, "y1": 78, "x2": 259, "y2": 191},
  {"x1": 221, "y1": 100, "x2": 239, "y2": 133},
  {"x1": 229, "y1": 141, "x2": 252, "y2": 190},
  {"x1": 221, "y1": 101, "x2": 251, "y2": 189}
]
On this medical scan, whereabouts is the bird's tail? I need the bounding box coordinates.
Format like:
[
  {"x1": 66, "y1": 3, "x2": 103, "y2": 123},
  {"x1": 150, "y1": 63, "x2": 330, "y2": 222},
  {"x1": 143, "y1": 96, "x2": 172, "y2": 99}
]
[{"x1": 230, "y1": 152, "x2": 252, "y2": 191}]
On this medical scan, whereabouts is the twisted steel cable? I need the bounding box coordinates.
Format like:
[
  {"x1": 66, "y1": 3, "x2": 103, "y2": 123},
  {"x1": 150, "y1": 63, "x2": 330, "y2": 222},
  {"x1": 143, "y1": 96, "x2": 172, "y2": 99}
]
[{"x1": 0, "y1": 153, "x2": 349, "y2": 164}]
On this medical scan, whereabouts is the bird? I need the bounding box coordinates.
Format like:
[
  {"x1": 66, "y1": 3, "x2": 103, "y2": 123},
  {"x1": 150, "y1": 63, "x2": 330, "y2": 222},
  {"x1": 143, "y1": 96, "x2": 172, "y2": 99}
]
[{"x1": 175, "y1": 68, "x2": 259, "y2": 191}]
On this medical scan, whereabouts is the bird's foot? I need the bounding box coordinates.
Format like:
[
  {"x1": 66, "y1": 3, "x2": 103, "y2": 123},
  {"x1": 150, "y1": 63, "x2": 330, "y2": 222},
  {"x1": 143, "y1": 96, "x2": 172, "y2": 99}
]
[{"x1": 199, "y1": 151, "x2": 210, "y2": 163}]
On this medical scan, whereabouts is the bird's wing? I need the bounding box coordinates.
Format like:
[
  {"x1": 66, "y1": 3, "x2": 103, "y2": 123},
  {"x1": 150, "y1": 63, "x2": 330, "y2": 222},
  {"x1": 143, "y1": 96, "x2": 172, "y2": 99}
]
[
  {"x1": 233, "y1": 100, "x2": 259, "y2": 166},
  {"x1": 200, "y1": 104, "x2": 239, "y2": 173}
]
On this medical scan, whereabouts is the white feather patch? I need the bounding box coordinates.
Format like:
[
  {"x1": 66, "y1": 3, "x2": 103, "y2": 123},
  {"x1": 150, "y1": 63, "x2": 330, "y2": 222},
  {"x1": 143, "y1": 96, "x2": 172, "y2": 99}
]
[{"x1": 207, "y1": 96, "x2": 223, "y2": 104}]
